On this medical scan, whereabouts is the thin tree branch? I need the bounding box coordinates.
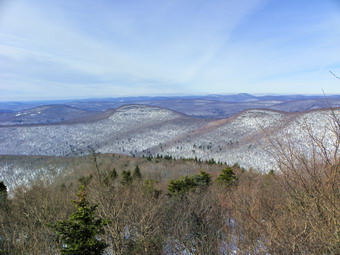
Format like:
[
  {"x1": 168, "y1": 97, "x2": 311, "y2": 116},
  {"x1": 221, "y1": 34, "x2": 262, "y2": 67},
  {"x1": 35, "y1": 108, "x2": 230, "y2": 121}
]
[{"x1": 329, "y1": 70, "x2": 340, "y2": 80}]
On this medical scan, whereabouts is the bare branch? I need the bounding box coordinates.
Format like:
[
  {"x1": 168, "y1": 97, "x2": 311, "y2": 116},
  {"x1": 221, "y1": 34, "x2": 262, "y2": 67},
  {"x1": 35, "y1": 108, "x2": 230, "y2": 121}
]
[{"x1": 329, "y1": 70, "x2": 340, "y2": 80}]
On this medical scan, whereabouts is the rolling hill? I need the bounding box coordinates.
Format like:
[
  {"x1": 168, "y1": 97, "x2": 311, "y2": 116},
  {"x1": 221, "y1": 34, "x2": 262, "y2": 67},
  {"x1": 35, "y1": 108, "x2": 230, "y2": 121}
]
[
  {"x1": 2, "y1": 94, "x2": 340, "y2": 119},
  {"x1": 1, "y1": 104, "x2": 339, "y2": 172}
]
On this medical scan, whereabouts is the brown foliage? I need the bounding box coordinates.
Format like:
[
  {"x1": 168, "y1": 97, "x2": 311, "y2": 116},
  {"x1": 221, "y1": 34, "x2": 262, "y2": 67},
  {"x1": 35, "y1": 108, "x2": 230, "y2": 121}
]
[{"x1": 1, "y1": 121, "x2": 339, "y2": 255}]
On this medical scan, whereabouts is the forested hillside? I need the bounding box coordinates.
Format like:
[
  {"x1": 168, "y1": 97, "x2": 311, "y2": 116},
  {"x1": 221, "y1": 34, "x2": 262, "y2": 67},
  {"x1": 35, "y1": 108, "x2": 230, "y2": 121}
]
[
  {"x1": 2, "y1": 105, "x2": 340, "y2": 172},
  {"x1": 0, "y1": 149, "x2": 339, "y2": 254}
]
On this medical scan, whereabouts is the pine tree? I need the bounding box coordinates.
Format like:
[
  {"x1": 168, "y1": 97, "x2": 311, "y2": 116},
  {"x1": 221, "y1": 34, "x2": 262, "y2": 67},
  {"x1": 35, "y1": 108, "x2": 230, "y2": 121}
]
[
  {"x1": 193, "y1": 171, "x2": 211, "y2": 187},
  {"x1": 168, "y1": 176, "x2": 196, "y2": 195},
  {"x1": 0, "y1": 181, "x2": 7, "y2": 206},
  {"x1": 168, "y1": 171, "x2": 212, "y2": 196},
  {"x1": 121, "y1": 170, "x2": 133, "y2": 185},
  {"x1": 132, "y1": 165, "x2": 142, "y2": 179},
  {"x1": 51, "y1": 185, "x2": 109, "y2": 255},
  {"x1": 109, "y1": 168, "x2": 118, "y2": 180},
  {"x1": 216, "y1": 167, "x2": 238, "y2": 186}
]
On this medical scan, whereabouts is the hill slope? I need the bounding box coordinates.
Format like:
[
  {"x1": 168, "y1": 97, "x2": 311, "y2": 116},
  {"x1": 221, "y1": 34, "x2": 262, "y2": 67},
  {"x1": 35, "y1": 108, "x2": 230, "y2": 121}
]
[
  {"x1": 1, "y1": 105, "x2": 339, "y2": 171},
  {"x1": 0, "y1": 105, "x2": 209, "y2": 156},
  {"x1": 0, "y1": 105, "x2": 101, "y2": 126}
]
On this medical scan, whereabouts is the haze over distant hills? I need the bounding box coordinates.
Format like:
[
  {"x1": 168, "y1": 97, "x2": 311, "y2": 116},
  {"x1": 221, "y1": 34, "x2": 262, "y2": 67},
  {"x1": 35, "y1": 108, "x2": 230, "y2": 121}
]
[{"x1": 1, "y1": 93, "x2": 340, "y2": 124}]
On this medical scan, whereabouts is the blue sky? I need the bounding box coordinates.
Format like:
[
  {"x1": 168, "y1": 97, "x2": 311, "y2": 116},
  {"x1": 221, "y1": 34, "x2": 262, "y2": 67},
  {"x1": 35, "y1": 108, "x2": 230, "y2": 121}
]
[{"x1": 0, "y1": 0, "x2": 340, "y2": 101}]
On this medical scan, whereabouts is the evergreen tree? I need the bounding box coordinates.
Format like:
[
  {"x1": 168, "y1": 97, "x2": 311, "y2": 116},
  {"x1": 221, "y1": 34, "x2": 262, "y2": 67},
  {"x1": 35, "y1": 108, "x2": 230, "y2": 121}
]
[
  {"x1": 216, "y1": 167, "x2": 238, "y2": 186},
  {"x1": 143, "y1": 179, "x2": 161, "y2": 198},
  {"x1": 0, "y1": 181, "x2": 7, "y2": 206},
  {"x1": 168, "y1": 171, "x2": 212, "y2": 196},
  {"x1": 51, "y1": 185, "x2": 109, "y2": 255},
  {"x1": 104, "y1": 168, "x2": 118, "y2": 185},
  {"x1": 168, "y1": 176, "x2": 196, "y2": 195},
  {"x1": 121, "y1": 170, "x2": 133, "y2": 185},
  {"x1": 109, "y1": 168, "x2": 118, "y2": 180},
  {"x1": 193, "y1": 171, "x2": 211, "y2": 187},
  {"x1": 132, "y1": 165, "x2": 142, "y2": 179}
]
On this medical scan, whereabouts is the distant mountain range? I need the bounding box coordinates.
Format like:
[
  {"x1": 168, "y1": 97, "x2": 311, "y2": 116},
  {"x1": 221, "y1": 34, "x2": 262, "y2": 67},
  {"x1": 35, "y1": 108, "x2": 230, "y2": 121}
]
[
  {"x1": 1, "y1": 104, "x2": 338, "y2": 172},
  {"x1": 1, "y1": 94, "x2": 340, "y2": 192},
  {"x1": 1, "y1": 94, "x2": 340, "y2": 124}
]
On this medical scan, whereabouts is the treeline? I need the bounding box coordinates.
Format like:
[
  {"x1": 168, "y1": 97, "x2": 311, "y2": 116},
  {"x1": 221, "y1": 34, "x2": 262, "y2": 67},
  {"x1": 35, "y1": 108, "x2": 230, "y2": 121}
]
[
  {"x1": 142, "y1": 153, "x2": 226, "y2": 165},
  {"x1": 0, "y1": 152, "x2": 338, "y2": 255}
]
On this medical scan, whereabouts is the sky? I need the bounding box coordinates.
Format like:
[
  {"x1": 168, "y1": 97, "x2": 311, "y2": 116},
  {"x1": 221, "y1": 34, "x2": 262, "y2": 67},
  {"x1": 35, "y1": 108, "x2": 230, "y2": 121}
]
[{"x1": 0, "y1": 0, "x2": 340, "y2": 101}]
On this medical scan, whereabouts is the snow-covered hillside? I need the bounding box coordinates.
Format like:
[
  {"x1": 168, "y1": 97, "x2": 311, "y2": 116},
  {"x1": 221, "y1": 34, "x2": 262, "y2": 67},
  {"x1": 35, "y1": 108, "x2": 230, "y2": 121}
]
[
  {"x1": 0, "y1": 105, "x2": 208, "y2": 157},
  {"x1": 1, "y1": 105, "x2": 339, "y2": 172}
]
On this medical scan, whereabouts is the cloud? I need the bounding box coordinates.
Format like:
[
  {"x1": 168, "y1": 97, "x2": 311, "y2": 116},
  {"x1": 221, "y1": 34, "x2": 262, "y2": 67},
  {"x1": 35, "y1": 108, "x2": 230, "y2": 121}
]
[
  {"x1": 0, "y1": 0, "x2": 339, "y2": 100},
  {"x1": 185, "y1": 0, "x2": 340, "y2": 93}
]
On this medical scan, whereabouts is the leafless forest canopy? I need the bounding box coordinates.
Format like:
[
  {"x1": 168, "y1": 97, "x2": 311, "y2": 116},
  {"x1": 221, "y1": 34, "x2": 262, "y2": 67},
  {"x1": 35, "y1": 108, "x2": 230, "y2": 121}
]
[{"x1": 0, "y1": 96, "x2": 339, "y2": 254}]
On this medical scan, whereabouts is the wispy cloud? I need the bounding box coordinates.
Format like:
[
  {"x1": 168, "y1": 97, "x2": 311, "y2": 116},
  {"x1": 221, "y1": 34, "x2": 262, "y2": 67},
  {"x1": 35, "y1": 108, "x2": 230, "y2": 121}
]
[{"x1": 0, "y1": 0, "x2": 339, "y2": 100}]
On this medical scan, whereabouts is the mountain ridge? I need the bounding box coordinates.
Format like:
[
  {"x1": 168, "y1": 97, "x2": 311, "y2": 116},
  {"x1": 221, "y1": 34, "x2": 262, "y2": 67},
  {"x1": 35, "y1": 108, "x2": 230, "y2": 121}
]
[
  {"x1": 1, "y1": 104, "x2": 339, "y2": 173},
  {"x1": 2, "y1": 94, "x2": 340, "y2": 119}
]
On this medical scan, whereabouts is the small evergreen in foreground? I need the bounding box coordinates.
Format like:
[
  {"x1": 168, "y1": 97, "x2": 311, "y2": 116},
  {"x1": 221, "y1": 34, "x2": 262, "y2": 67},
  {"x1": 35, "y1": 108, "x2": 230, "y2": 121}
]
[{"x1": 50, "y1": 185, "x2": 109, "y2": 255}]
